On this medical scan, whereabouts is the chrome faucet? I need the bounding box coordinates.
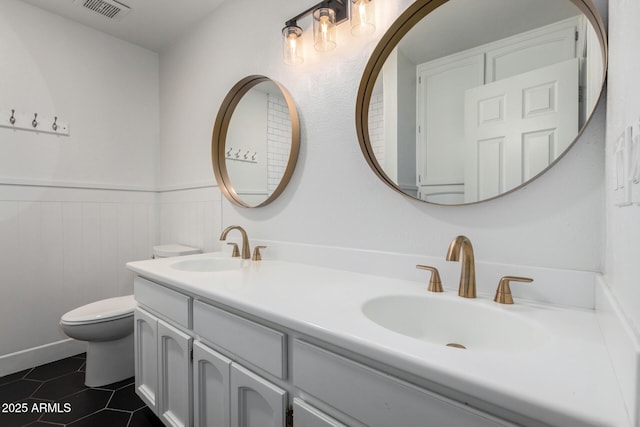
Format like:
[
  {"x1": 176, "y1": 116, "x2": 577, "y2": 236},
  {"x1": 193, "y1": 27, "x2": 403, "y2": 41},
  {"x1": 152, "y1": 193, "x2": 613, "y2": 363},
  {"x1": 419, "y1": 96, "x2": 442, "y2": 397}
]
[
  {"x1": 446, "y1": 235, "x2": 476, "y2": 298},
  {"x1": 220, "y1": 225, "x2": 251, "y2": 259}
]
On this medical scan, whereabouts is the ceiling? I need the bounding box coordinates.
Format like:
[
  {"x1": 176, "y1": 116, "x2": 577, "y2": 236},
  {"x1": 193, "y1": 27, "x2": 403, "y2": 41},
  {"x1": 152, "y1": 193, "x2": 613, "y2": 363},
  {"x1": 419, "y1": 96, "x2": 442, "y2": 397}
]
[{"x1": 20, "y1": 0, "x2": 226, "y2": 52}]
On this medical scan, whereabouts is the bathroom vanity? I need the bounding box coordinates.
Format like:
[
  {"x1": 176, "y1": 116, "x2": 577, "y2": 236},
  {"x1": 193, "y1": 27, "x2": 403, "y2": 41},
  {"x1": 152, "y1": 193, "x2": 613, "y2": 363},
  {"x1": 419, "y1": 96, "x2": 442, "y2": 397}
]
[{"x1": 127, "y1": 253, "x2": 630, "y2": 427}]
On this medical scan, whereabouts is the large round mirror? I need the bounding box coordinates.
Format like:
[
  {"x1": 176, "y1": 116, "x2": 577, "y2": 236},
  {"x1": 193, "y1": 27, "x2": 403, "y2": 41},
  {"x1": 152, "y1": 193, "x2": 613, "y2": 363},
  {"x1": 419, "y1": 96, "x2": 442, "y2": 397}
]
[
  {"x1": 212, "y1": 76, "x2": 300, "y2": 207},
  {"x1": 356, "y1": 0, "x2": 607, "y2": 205}
]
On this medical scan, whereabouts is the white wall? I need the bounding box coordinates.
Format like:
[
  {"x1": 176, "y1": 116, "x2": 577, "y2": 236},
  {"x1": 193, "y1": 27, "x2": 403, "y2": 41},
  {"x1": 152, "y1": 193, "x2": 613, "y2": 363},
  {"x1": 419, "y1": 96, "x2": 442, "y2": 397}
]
[
  {"x1": 0, "y1": 0, "x2": 159, "y2": 372},
  {"x1": 159, "y1": 0, "x2": 606, "y2": 272},
  {"x1": 605, "y1": 1, "x2": 640, "y2": 337},
  {"x1": 0, "y1": 1, "x2": 159, "y2": 190}
]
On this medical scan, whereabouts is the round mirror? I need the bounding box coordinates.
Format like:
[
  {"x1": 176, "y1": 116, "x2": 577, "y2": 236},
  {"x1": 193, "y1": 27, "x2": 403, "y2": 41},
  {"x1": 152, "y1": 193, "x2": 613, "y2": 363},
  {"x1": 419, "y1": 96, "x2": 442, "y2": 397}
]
[
  {"x1": 356, "y1": 0, "x2": 607, "y2": 205},
  {"x1": 212, "y1": 76, "x2": 300, "y2": 207}
]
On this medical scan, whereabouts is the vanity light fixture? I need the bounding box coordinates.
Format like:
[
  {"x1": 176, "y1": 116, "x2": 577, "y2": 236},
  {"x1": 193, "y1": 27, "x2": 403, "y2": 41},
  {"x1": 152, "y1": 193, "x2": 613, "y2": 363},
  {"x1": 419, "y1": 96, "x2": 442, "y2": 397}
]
[{"x1": 282, "y1": 0, "x2": 374, "y2": 64}]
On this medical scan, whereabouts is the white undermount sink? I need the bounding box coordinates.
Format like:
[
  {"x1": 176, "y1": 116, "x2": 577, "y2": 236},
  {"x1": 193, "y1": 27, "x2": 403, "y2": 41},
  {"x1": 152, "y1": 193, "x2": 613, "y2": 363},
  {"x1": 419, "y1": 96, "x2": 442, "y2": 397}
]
[
  {"x1": 362, "y1": 295, "x2": 549, "y2": 352},
  {"x1": 170, "y1": 257, "x2": 245, "y2": 272}
]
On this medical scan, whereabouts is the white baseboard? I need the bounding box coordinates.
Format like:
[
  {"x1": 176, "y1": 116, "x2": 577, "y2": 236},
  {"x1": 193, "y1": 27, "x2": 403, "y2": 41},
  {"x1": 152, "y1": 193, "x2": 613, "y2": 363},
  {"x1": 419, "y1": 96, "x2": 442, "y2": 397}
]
[
  {"x1": 596, "y1": 275, "x2": 640, "y2": 427},
  {"x1": 0, "y1": 339, "x2": 86, "y2": 376}
]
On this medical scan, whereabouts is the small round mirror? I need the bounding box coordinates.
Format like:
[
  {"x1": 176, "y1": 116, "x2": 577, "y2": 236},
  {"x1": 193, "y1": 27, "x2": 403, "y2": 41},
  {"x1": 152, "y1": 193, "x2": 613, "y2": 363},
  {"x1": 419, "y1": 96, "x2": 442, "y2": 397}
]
[
  {"x1": 356, "y1": 0, "x2": 607, "y2": 205},
  {"x1": 212, "y1": 75, "x2": 300, "y2": 207}
]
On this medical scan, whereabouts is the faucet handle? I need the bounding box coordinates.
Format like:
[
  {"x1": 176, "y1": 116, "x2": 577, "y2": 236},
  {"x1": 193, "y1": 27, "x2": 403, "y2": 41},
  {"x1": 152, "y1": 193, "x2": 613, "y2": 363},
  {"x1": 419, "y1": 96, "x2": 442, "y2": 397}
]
[
  {"x1": 252, "y1": 246, "x2": 267, "y2": 261},
  {"x1": 416, "y1": 265, "x2": 443, "y2": 293},
  {"x1": 227, "y1": 242, "x2": 240, "y2": 257},
  {"x1": 494, "y1": 276, "x2": 533, "y2": 304}
]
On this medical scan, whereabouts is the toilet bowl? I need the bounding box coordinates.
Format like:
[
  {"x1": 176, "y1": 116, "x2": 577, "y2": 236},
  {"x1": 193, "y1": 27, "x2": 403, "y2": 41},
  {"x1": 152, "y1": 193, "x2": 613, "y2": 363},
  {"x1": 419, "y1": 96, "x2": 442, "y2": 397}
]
[
  {"x1": 60, "y1": 244, "x2": 200, "y2": 387},
  {"x1": 60, "y1": 295, "x2": 135, "y2": 387}
]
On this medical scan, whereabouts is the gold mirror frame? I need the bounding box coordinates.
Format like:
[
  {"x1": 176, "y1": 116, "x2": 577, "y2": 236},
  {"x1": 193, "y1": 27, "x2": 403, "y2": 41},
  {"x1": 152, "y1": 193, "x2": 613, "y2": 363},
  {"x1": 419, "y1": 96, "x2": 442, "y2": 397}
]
[
  {"x1": 212, "y1": 75, "x2": 300, "y2": 208},
  {"x1": 355, "y1": 0, "x2": 608, "y2": 206}
]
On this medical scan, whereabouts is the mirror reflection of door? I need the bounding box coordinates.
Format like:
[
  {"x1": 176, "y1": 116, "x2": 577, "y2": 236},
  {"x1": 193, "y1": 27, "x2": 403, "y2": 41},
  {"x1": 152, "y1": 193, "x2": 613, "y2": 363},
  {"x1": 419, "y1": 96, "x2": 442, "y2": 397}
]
[
  {"x1": 464, "y1": 58, "x2": 579, "y2": 202},
  {"x1": 366, "y1": 0, "x2": 604, "y2": 205}
]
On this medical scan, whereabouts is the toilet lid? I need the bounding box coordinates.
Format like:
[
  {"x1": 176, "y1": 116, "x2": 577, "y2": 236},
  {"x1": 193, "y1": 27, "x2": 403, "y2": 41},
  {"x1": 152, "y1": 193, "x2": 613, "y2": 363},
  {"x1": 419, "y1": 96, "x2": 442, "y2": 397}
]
[
  {"x1": 153, "y1": 244, "x2": 201, "y2": 258},
  {"x1": 61, "y1": 295, "x2": 135, "y2": 325}
]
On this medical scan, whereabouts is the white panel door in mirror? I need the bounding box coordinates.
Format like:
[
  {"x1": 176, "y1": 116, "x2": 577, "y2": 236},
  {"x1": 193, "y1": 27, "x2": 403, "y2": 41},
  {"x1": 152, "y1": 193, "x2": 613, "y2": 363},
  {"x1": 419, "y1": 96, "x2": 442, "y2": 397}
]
[{"x1": 464, "y1": 58, "x2": 578, "y2": 203}]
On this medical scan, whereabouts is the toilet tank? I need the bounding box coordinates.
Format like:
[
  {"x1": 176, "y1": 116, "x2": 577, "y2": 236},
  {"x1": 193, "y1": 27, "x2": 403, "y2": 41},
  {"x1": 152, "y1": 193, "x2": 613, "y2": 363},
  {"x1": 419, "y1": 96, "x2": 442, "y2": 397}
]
[{"x1": 152, "y1": 244, "x2": 201, "y2": 259}]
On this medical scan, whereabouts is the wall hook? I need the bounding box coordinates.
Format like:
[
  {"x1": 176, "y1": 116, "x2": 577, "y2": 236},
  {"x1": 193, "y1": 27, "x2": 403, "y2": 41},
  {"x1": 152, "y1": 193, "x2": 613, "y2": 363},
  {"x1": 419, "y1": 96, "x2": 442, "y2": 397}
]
[
  {"x1": 226, "y1": 147, "x2": 233, "y2": 157},
  {"x1": 235, "y1": 149, "x2": 241, "y2": 158},
  {"x1": 1, "y1": 111, "x2": 69, "y2": 136},
  {"x1": 252, "y1": 152, "x2": 257, "y2": 161}
]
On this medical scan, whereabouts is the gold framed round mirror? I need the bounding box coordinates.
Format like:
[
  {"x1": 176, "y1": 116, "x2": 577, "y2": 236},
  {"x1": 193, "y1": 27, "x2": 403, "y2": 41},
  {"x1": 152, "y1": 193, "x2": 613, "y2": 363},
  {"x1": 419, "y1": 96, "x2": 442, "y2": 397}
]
[
  {"x1": 356, "y1": 0, "x2": 607, "y2": 205},
  {"x1": 212, "y1": 75, "x2": 300, "y2": 208}
]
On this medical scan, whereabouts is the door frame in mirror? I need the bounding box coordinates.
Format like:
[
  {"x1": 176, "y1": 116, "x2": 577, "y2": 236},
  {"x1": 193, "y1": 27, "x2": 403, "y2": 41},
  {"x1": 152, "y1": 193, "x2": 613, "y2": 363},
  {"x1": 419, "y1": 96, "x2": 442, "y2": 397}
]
[
  {"x1": 355, "y1": 0, "x2": 608, "y2": 206},
  {"x1": 212, "y1": 75, "x2": 300, "y2": 208}
]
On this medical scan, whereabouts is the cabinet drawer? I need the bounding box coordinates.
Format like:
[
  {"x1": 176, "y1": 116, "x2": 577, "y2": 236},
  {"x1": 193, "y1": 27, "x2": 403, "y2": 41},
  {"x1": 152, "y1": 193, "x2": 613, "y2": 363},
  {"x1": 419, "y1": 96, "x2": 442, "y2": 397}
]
[
  {"x1": 193, "y1": 300, "x2": 286, "y2": 379},
  {"x1": 134, "y1": 277, "x2": 191, "y2": 329},
  {"x1": 293, "y1": 340, "x2": 513, "y2": 427}
]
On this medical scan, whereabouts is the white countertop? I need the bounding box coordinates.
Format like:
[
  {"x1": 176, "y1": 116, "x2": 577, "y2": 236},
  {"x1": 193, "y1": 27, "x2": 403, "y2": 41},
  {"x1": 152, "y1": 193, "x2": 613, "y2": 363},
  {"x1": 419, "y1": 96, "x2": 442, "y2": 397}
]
[{"x1": 127, "y1": 252, "x2": 631, "y2": 427}]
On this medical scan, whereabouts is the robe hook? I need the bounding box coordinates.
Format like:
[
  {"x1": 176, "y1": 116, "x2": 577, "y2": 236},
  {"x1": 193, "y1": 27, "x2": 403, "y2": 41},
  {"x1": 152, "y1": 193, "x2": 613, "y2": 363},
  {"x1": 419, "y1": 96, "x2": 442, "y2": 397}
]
[
  {"x1": 32, "y1": 113, "x2": 38, "y2": 128},
  {"x1": 9, "y1": 109, "x2": 16, "y2": 125},
  {"x1": 52, "y1": 116, "x2": 58, "y2": 131}
]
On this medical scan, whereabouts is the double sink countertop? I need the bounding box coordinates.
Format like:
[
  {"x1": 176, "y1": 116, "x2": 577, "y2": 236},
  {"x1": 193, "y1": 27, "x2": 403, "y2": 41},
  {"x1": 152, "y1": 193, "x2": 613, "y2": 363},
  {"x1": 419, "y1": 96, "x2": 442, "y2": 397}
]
[{"x1": 127, "y1": 252, "x2": 630, "y2": 427}]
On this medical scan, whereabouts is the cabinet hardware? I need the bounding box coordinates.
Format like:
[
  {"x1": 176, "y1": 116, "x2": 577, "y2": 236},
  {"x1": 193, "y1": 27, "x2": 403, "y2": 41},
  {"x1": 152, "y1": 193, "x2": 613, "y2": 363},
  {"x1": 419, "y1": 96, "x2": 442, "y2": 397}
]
[{"x1": 286, "y1": 405, "x2": 294, "y2": 427}]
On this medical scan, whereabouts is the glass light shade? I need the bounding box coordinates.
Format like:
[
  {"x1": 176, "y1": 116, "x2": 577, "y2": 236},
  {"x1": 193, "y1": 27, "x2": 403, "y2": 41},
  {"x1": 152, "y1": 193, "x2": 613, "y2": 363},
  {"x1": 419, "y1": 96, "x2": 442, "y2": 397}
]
[
  {"x1": 351, "y1": 0, "x2": 375, "y2": 36},
  {"x1": 282, "y1": 26, "x2": 303, "y2": 65},
  {"x1": 313, "y1": 8, "x2": 337, "y2": 52}
]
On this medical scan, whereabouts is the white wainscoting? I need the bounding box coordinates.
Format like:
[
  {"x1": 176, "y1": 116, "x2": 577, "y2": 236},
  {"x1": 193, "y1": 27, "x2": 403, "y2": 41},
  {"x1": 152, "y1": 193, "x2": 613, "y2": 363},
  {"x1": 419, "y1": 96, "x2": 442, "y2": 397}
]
[
  {"x1": 0, "y1": 184, "x2": 158, "y2": 375},
  {"x1": 158, "y1": 186, "x2": 223, "y2": 255}
]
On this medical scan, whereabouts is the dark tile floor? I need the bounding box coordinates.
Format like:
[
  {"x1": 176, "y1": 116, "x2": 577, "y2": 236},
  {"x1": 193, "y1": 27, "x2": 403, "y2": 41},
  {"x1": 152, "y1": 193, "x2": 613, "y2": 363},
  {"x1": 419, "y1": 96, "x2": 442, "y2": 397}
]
[{"x1": 0, "y1": 354, "x2": 164, "y2": 427}]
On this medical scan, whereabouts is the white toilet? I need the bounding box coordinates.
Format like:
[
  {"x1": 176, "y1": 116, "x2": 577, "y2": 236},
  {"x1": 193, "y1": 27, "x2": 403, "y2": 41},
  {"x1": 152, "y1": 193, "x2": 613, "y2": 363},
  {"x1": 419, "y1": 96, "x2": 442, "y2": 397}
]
[{"x1": 60, "y1": 244, "x2": 200, "y2": 387}]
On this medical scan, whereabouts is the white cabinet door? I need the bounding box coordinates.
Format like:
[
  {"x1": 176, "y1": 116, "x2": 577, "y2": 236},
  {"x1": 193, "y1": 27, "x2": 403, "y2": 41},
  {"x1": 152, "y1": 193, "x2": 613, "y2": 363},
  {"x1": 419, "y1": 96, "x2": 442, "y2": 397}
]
[
  {"x1": 193, "y1": 341, "x2": 231, "y2": 427},
  {"x1": 292, "y1": 398, "x2": 346, "y2": 427},
  {"x1": 230, "y1": 364, "x2": 287, "y2": 427},
  {"x1": 157, "y1": 319, "x2": 193, "y2": 427},
  {"x1": 134, "y1": 307, "x2": 158, "y2": 412}
]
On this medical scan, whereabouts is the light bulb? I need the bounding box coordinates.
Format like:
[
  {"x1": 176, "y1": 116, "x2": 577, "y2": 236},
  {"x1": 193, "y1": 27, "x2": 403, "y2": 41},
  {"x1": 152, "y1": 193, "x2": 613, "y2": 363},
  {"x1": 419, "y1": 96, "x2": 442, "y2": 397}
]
[
  {"x1": 351, "y1": 0, "x2": 375, "y2": 36},
  {"x1": 282, "y1": 25, "x2": 303, "y2": 65},
  {"x1": 313, "y1": 8, "x2": 336, "y2": 52}
]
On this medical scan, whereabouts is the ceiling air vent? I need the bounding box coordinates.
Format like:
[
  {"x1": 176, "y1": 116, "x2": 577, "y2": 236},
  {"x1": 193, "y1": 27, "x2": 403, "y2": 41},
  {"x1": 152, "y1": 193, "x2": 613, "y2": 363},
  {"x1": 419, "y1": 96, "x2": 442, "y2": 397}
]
[{"x1": 73, "y1": 0, "x2": 132, "y2": 21}]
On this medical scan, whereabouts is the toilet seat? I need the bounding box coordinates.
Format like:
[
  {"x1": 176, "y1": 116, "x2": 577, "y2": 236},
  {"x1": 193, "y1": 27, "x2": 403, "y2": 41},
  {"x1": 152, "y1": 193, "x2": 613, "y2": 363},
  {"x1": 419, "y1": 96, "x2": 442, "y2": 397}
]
[{"x1": 61, "y1": 295, "x2": 135, "y2": 325}]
